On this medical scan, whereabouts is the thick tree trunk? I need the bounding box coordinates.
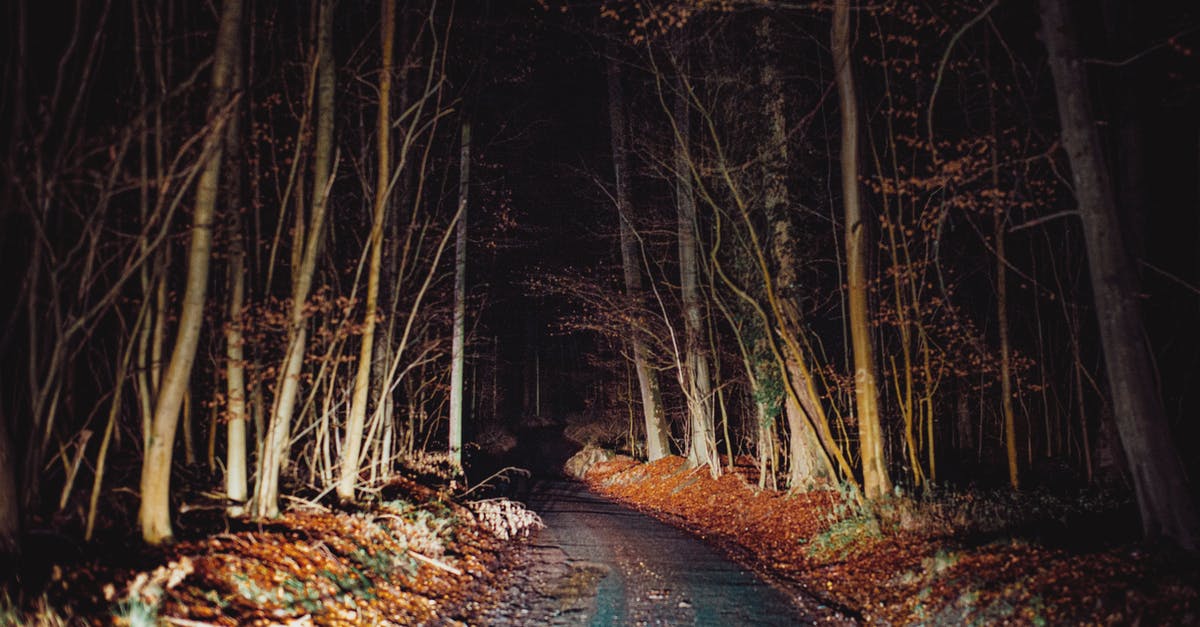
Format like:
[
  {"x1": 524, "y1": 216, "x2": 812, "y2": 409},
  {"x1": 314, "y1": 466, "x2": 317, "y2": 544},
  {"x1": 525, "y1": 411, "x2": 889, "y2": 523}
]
[
  {"x1": 449, "y1": 121, "x2": 469, "y2": 466},
  {"x1": 675, "y1": 76, "x2": 718, "y2": 475},
  {"x1": 139, "y1": 0, "x2": 241, "y2": 545},
  {"x1": 833, "y1": 0, "x2": 891, "y2": 500},
  {"x1": 758, "y1": 16, "x2": 835, "y2": 489},
  {"x1": 1040, "y1": 0, "x2": 1199, "y2": 550},
  {"x1": 255, "y1": 0, "x2": 334, "y2": 519},
  {"x1": 607, "y1": 51, "x2": 671, "y2": 460},
  {"x1": 338, "y1": 0, "x2": 394, "y2": 501}
]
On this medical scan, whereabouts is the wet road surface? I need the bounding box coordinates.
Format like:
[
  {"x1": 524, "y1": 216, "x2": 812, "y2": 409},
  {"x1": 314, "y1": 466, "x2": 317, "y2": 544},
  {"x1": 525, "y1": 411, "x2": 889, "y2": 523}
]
[{"x1": 481, "y1": 478, "x2": 846, "y2": 626}]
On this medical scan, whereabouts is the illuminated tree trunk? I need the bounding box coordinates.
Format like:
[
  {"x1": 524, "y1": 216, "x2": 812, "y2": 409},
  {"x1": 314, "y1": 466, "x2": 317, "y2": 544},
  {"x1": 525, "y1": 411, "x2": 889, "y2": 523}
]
[
  {"x1": 994, "y1": 148, "x2": 1020, "y2": 492},
  {"x1": 758, "y1": 16, "x2": 835, "y2": 490},
  {"x1": 449, "y1": 121, "x2": 469, "y2": 466},
  {"x1": 139, "y1": 0, "x2": 241, "y2": 545},
  {"x1": 1040, "y1": 0, "x2": 1199, "y2": 550},
  {"x1": 833, "y1": 0, "x2": 891, "y2": 500},
  {"x1": 338, "y1": 0, "x2": 394, "y2": 501},
  {"x1": 608, "y1": 51, "x2": 670, "y2": 460},
  {"x1": 223, "y1": 25, "x2": 248, "y2": 515},
  {"x1": 255, "y1": 0, "x2": 334, "y2": 519},
  {"x1": 675, "y1": 78, "x2": 718, "y2": 475}
]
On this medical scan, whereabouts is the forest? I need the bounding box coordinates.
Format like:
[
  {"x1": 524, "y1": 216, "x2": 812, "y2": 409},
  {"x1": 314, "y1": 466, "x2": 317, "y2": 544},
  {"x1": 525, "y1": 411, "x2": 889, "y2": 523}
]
[{"x1": 1, "y1": 0, "x2": 1198, "y2": 623}]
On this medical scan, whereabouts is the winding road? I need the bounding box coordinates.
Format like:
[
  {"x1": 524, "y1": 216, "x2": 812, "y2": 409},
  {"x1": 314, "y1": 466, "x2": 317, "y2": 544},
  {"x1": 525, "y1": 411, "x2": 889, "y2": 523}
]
[{"x1": 481, "y1": 477, "x2": 848, "y2": 625}]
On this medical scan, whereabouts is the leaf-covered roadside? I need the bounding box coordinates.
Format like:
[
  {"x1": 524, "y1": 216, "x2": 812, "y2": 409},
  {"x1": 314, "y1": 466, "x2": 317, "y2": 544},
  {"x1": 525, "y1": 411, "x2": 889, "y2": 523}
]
[
  {"x1": 583, "y1": 454, "x2": 1200, "y2": 625},
  {"x1": 3, "y1": 473, "x2": 541, "y2": 626}
]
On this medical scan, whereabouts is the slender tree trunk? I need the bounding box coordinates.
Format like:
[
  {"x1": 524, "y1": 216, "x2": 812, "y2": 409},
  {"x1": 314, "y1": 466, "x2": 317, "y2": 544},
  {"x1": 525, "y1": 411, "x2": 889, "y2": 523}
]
[
  {"x1": 984, "y1": 35, "x2": 1021, "y2": 490},
  {"x1": 338, "y1": 0, "x2": 394, "y2": 501},
  {"x1": 994, "y1": 146, "x2": 1019, "y2": 491},
  {"x1": 255, "y1": 0, "x2": 334, "y2": 519},
  {"x1": 1040, "y1": 0, "x2": 1199, "y2": 550},
  {"x1": 449, "y1": 121, "x2": 469, "y2": 466},
  {"x1": 224, "y1": 193, "x2": 248, "y2": 509},
  {"x1": 139, "y1": 0, "x2": 241, "y2": 545},
  {"x1": 607, "y1": 51, "x2": 671, "y2": 460},
  {"x1": 222, "y1": 20, "x2": 247, "y2": 514},
  {"x1": 833, "y1": 0, "x2": 891, "y2": 500}
]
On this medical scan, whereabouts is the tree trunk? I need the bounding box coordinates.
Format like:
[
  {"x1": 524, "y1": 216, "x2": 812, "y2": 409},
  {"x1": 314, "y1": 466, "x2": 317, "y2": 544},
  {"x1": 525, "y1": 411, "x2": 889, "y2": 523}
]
[
  {"x1": 338, "y1": 0, "x2": 394, "y2": 501},
  {"x1": 607, "y1": 51, "x2": 671, "y2": 460},
  {"x1": 0, "y1": 414, "x2": 18, "y2": 557},
  {"x1": 222, "y1": 31, "x2": 247, "y2": 515},
  {"x1": 994, "y1": 136, "x2": 1020, "y2": 492},
  {"x1": 758, "y1": 16, "x2": 836, "y2": 490},
  {"x1": 675, "y1": 75, "x2": 718, "y2": 475},
  {"x1": 139, "y1": 0, "x2": 241, "y2": 545},
  {"x1": 255, "y1": 0, "x2": 334, "y2": 519},
  {"x1": 449, "y1": 121, "x2": 469, "y2": 466},
  {"x1": 833, "y1": 0, "x2": 891, "y2": 500},
  {"x1": 1040, "y1": 0, "x2": 1200, "y2": 550},
  {"x1": 223, "y1": 157, "x2": 248, "y2": 509}
]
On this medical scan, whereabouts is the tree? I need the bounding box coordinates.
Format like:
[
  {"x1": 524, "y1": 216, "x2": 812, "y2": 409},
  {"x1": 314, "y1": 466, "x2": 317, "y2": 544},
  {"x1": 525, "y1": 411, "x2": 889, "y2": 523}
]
[
  {"x1": 222, "y1": 12, "x2": 249, "y2": 515},
  {"x1": 673, "y1": 67, "x2": 719, "y2": 474},
  {"x1": 255, "y1": 0, "x2": 335, "y2": 519},
  {"x1": 450, "y1": 121, "x2": 470, "y2": 466},
  {"x1": 338, "y1": 0, "x2": 395, "y2": 502},
  {"x1": 755, "y1": 15, "x2": 842, "y2": 490},
  {"x1": 832, "y1": 0, "x2": 891, "y2": 500},
  {"x1": 608, "y1": 50, "x2": 671, "y2": 460},
  {"x1": 139, "y1": 0, "x2": 242, "y2": 545},
  {"x1": 1039, "y1": 0, "x2": 1199, "y2": 550}
]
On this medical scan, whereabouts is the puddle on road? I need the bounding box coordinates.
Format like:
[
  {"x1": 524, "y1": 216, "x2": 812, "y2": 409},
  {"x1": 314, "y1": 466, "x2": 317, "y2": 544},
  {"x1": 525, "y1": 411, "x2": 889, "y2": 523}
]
[{"x1": 540, "y1": 561, "x2": 608, "y2": 610}]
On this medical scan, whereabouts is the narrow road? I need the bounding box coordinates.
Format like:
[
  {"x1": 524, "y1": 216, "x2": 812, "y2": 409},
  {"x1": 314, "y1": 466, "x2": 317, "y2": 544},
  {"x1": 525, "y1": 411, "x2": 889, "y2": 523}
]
[{"x1": 481, "y1": 478, "x2": 846, "y2": 625}]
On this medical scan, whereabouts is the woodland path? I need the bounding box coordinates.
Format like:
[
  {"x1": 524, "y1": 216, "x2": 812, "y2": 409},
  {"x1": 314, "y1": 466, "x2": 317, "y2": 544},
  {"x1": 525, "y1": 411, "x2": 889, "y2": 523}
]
[
  {"x1": 475, "y1": 427, "x2": 848, "y2": 625},
  {"x1": 534, "y1": 478, "x2": 841, "y2": 625}
]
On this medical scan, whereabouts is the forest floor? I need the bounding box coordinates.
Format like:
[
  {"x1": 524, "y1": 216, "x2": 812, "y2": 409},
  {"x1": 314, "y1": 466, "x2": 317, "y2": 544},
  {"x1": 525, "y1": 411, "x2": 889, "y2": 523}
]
[
  {"x1": 579, "y1": 452, "x2": 1200, "y2": 625},
  {"x1": 1, "y1": 465, "x2": 542, "y2": 626}
]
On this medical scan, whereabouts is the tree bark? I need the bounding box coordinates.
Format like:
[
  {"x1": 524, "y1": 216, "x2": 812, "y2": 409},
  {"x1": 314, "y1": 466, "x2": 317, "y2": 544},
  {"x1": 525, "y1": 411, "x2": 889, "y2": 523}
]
[
  {"x1": 139, "y1": 0, "x2": 241, "y2": 545},
  {"x1": 449, "y1": 121, "x2": 469, "y2": 466},
  {"x1": 338, "y1": 0, "x2": 394, "y2": 501},
  {"x1": 608, "y1": 50, "x2": 671, "y2": 460},
  {"x1": 1040, "y1": 0, "x2": 1199, "y2": 550},
  {"x1": 833, "y1": 0, "x2": 892, "y2": 500}
]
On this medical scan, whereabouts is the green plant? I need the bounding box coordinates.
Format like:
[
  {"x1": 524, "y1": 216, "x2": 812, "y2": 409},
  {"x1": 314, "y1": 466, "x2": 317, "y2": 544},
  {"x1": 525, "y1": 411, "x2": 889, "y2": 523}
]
[
  {"x1": 113, "y1": 596, "x2": 159, "y2": 627},
  {"x1": 804, "y1": 515, "x2": 883, "y2": 562}
]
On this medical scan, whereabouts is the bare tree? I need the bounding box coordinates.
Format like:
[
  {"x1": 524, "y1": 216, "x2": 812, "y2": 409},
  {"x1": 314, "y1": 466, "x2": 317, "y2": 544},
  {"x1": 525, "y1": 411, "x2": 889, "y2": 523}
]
[
  {"x1": 255, "y1": 0, "x2": 335, "y2": 519},
  {"x1": 608, "y1": 50, "x2": 671, "y2": 460},
  {"x1": 339, "y1": 0, "x2": 396, "y2": 502},
  {"x1": 674, "y1": 66, "x2": 719, "y2": 474},
  {"x1": 1040, "y1": 0, "x2": 1199, "y2": 550},
  {"x1": 832, "y1": 0, "x2": 891, "y2": 500},
  {"x1": 140, "y1": 0, "x2": 242, "y2": 544},
  {"x1": 450, "y1": 121, "x2": 470, "y2": 466},
  {"x1": 222, "y1": 9, "x2": 249, "y2": 515}
]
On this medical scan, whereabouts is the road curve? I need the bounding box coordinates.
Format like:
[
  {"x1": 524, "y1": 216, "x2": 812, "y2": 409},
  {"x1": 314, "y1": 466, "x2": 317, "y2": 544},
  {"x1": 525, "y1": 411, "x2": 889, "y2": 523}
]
[{"x1": 501, "y1": 478, "x2": 841, "y2": 626}]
